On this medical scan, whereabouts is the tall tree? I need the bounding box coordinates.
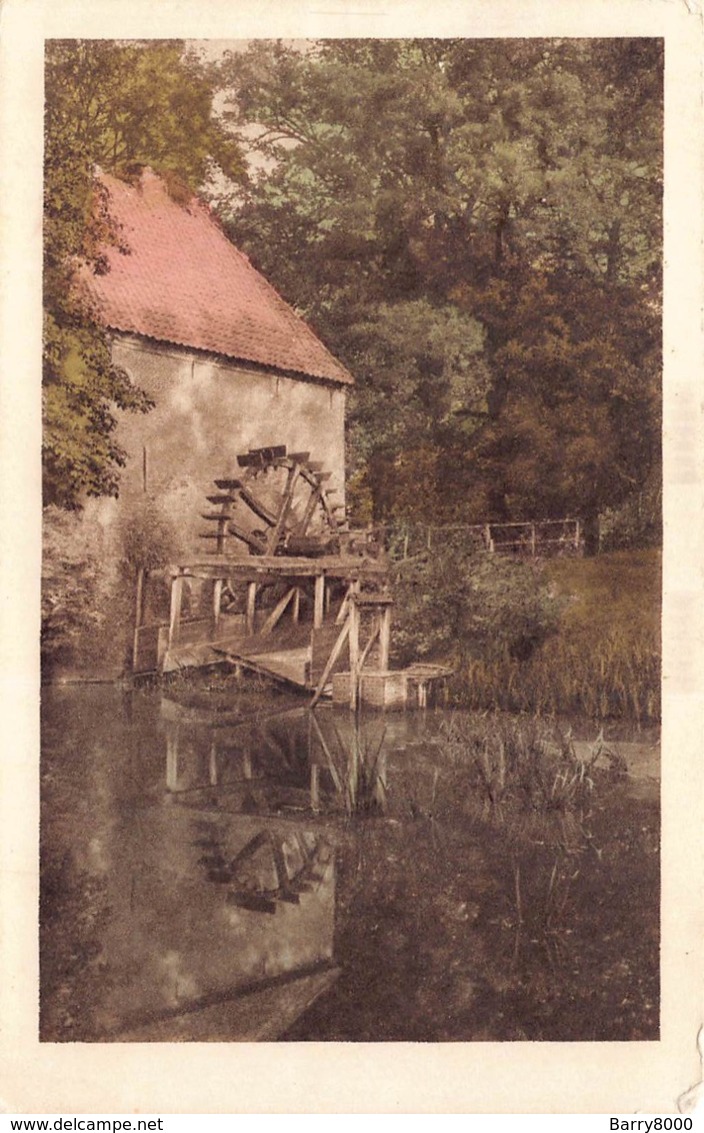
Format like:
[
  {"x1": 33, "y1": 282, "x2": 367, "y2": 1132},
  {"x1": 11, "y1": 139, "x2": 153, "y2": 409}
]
[
  {"x1": 216, "y1": 38, "x2": 662, "y2": 535},
  {"x1": 43, "y1": 39, "x2": 245, "y2": 508}
]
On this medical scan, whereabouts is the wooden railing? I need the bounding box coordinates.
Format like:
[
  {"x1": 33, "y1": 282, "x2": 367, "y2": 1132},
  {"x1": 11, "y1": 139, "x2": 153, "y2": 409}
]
[{"x1": 385, "y1": 518, "x2": 583, "y2": 559}]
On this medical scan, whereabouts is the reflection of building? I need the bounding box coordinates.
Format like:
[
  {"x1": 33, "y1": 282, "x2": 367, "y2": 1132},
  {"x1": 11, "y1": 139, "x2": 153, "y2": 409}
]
[{"x1": 90, "y1": 704, "x2": 338, "y2": 1041}]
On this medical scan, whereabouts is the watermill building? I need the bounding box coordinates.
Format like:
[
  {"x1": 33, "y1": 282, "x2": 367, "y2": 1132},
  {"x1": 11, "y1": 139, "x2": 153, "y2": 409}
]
[{"x1": 80, "y1": 168, "x2": 353, "y2": 549}]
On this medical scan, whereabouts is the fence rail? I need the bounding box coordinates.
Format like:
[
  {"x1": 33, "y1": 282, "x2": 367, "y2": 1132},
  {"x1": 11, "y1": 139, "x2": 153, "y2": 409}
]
[{"x1": 382, "y1": 518, "x2": 583, "y2": 559}]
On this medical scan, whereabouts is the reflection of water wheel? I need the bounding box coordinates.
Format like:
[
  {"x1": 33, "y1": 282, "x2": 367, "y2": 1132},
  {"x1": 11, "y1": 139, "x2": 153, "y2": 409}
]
[{"x1": 200, "y1": 446, "x2": 345, "y2": 557}]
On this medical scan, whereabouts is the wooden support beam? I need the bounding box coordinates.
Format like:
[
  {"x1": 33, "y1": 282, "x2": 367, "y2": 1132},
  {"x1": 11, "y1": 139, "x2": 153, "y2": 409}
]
[
  {"x1": 310, "y1": 617, "x2": 351, "y2": 707},
  {"x1": 165, "y1": 727, "x2": 179, "y2": 792},
  {"x1": 132, "y1": 567, "x2": 146, "y2": 671},
  {"x1": 212, "y1": 578, "x2": 223, "y2": 633},
  {"x1": 310, "y1": 763, "x2": 320, "y2": 814},
  {"x1": 292, "y1": 587, "x2": 301, "y2": 624},
  {"x1": 314, "y1": 573, "x2": 325, "y2": 629},
  {"x1": 168, "y1": 574, "x2": 184, "y2": 649},
  {"x1": 310, "y1": 711, "x2": 342, "y2": 792},
  {"x1": 357, "y1": 621, "x2": 381, "y2": 673},
  {"x1": 265, "y1": 464, "x2": 301, "y2": 554},
  {"x1": 348, "y1": 600, "x2": 360, "y2": 711},
  {"x1": 335, "y1": 584, "x2": 352, "y2": 625},
  {"x1": 379, "y1": 605, "x2": 391, "y2": 671},
  {"x1": 246, "y1": 582, "x2": 257, "y2": 635},
  {"x1": 259, "y1": 587, "x2": 297, "y2": 637}
]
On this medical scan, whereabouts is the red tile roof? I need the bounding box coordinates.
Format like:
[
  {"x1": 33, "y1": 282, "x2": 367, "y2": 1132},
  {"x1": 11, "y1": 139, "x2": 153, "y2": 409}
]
[{"x1": 78, "y1": 169, "x2": 353, "y2": 386}]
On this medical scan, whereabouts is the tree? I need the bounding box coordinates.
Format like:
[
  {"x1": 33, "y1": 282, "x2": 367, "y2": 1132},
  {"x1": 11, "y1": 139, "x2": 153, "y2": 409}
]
[
  {"x1": 43, "y1": 39, "x2": 245, "y2": 508},
  {"x1": 215, "y1": 38, "x2": 662, "y2": 537}
]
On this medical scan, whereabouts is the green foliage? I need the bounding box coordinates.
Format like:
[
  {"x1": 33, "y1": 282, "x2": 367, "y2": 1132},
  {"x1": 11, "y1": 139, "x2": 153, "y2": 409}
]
[
  {"x1": 43, "y1": 40, "x2": 245, "y2": 508},
  {"x1": 599, "y1": 468, "x2": 662, "y2": 552},
  {"x1": 389, "y1": 533, "x2": 560, "y2": 666},
  {"x1": 117, "y1": 495, "x2": 179, "y2": 572},
  {"x1": 41, "y1": 505, "x2": 114, "y2": 672},
  {"x1": 217, "y1": 38, "x2": 662, "y2": 532},
  {"x1": 454, "y1": 551, "x2": 661, "y2": 722}
]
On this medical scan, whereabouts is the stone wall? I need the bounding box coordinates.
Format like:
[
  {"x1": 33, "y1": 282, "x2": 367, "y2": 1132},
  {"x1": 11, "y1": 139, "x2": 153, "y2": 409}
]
[{"x1": 58, "y1": 334, "x2": 349, "y2": 679}]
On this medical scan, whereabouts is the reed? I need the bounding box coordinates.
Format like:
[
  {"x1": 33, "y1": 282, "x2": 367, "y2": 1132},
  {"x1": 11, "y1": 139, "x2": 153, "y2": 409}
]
[
  {"x1": 439, "y1": 713, "x2": 626, "y2": 820},
  {"x1": 326, "y1": 717, "x2": 389, "y2": 817}
]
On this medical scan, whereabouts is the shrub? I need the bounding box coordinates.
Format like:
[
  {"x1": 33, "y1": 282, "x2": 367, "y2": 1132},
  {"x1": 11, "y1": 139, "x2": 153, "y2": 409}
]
[
  {"x1": 116, "y1": 495, "x2": 179, "y2": 572},
  {"x1": 41, "y1": 506, "x2": 114, "y2": 674},
  {"x1": 390, "y1": 532, "x2": 560, "y2": 667}
]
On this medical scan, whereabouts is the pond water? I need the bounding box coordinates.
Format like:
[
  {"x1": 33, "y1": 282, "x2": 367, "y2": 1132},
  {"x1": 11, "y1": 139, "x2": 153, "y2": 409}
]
[{"x1": 40, "y1": 681, "x2": 659, "y2": 1042}]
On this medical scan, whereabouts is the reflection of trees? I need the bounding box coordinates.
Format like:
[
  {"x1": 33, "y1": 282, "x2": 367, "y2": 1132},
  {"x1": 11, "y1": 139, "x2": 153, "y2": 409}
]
[{"x1": 40, "y1": 851, "x2": 113, "y2": 1041}]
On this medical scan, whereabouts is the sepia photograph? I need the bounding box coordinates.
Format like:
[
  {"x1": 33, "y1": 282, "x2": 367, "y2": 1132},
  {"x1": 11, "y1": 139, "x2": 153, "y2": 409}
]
[{"x1": 1, "y1": 0, "x2": 702, "y2": 1115}]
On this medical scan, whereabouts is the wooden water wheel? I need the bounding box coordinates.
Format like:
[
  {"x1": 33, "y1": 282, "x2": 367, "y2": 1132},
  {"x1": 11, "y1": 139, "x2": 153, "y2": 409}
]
[{"x1": 200, "y1": 445, "x2": 346, "y2": 557}]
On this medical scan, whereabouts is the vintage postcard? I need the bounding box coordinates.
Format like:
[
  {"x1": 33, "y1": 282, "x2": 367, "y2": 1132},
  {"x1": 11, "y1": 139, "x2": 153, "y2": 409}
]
[{"x1": 0, "y1": 0, "x2": 702, "y2": 1115}]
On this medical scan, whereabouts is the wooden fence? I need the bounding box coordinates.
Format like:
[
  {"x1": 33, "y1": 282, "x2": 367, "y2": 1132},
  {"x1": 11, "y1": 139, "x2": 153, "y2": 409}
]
[{"x1": 387, "y1": 518, "x2": 583, "y2": 559}]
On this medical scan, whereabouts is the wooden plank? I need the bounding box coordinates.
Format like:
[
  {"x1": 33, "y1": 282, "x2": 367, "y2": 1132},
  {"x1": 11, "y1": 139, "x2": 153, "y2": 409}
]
[
  {"x1": 237, "y1": 445, "x2": 287, "y2": 468},
  {"x1": 214, "y1": 478, "x2": 242, "y2": 490}
]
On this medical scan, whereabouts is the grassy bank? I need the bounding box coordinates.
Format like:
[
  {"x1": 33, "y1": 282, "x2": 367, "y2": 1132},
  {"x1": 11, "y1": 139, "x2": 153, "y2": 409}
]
[{"x1": 455, "y1": 550, "x2": 661, "y2": 725}]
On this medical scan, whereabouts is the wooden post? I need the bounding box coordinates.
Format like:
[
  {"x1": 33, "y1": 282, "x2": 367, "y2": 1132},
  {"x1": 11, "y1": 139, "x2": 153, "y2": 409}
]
[
  {"x1": 168, "y1": 574, "x2": 184, "y2": 650},
  {"x1": 310, "y1": 763, "x2": 320, "y2": 814},
  {"x1": 314, "y1": 573, "x2": 325, "y2": 629},
  {"x1": 349, "y1": 599, "x2": 360, "y2": 711},
  {"x1": 379, "y1": 604, "x2": 391, "y2": 671},
  {"x1": 209, "y1": 738, "x2": 218, "y2": 786},
  {"x1": 132, "y1": 567, "x2": 146, "y2": 671},
  {"x1": 212, "y1": 578, "x2": 223, "y2": 636},
  {"x1": 246, "y1": 582, "x2": 257, "y2": 635},
  {"x1": 292, "y1": 587, "x2": 301, "y2": 624},
  {"x1": 530, "y1": 524, "x2": 536, "y2": 558},
  {"x1": 165, "y1": 727, "x2": 179, "y2": 792}
]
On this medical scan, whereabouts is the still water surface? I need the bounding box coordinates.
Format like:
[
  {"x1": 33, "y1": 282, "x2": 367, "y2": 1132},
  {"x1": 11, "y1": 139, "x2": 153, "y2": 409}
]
[{"x1": 41, "y1": 682, "x2": 659, "y2": 1042}]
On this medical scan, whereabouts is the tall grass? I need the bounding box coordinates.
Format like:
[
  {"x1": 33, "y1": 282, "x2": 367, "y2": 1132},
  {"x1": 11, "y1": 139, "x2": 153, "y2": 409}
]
[
  {"x1": 456, "y1": 627, "x2": 660, "y2": 724},
  {"x1": 439, "y1": 714, "x2": 626, "y2": 822},
  {"x1": 453, "y1": 551, "x2": 661, "y2": 725}
]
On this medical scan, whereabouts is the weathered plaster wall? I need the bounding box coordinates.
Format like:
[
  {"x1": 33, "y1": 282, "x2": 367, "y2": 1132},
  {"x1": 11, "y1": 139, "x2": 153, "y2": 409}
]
[
  {"x1": 85, "y1": 334, "x2": 348, "y2": 556},
  {"x1": 71, "y1": 334, "x2": 349, "y2": 678}
]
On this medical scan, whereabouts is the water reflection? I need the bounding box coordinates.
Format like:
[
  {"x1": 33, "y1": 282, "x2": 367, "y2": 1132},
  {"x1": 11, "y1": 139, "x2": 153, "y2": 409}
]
[{"x1": 40, "y1": 684, "x2": 659, "y2": 1043}]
